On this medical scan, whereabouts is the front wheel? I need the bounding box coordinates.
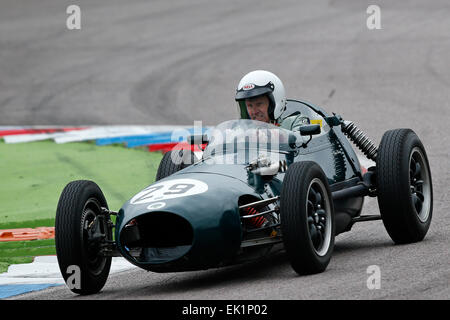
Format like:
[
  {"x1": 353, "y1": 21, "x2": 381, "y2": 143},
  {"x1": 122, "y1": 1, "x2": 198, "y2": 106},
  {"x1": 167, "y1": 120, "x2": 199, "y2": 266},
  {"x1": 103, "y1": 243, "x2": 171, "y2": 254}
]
[
  {"x1": 55, "y1": 180, "x2": 112, "y2": 295},
  {"x1": 376, "y1": 128, "x2": 433, "y2": 244},
  {"x1": 155, "y1": 149, "x2": 197, "y2": 181},
  {"x1": 280, "y1": 161, "x2": 335, "y2": 275}
]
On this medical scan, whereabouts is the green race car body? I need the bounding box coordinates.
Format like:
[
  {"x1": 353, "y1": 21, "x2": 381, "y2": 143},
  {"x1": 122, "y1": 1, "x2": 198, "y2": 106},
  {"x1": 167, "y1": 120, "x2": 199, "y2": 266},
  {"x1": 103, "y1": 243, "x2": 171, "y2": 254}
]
[
  {"x1": 56, "y1": 99, "x2": 433, "y2": 295},
  {"x1": 115, "y1": 100, "x2": 365, "y2": 272}
]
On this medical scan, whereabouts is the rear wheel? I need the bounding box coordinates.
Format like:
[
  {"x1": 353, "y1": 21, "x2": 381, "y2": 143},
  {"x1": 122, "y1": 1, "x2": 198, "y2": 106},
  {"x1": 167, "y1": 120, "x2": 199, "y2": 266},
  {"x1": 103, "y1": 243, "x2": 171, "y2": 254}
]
[
  {"x1": 376, "y1": 129, "x2": 433, "y2": 244},
  {"x1": 280, "y1": 161, "x2": 335, "y2": 275},
  {"x1": 55, "y1": 180, "x2": 112, "y2": 295}
]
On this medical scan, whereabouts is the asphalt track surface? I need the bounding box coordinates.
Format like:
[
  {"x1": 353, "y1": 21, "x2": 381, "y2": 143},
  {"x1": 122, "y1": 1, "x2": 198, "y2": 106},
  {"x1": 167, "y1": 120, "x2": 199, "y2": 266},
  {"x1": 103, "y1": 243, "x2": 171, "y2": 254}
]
[{"x1": 2, "y1": 0, "x2": 449, "y2": 299}]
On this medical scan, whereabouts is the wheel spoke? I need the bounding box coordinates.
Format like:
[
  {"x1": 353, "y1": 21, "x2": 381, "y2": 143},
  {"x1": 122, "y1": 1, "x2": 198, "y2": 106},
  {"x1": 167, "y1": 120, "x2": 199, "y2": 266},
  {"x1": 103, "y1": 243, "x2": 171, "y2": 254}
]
[
  {"x1": 307, "y1": 200, "x2": 315, "y2": 213},
  {"x1": 309, "y1": 188, "x2": 319, "y2": 204},
  {"x1": 314, "y1": 189, "x2": 322, "y2": 205},
  {"x1": 415, "y1": 191, "x2": 425, "y2": 202},
  {"x1": 316, "y1": 209, "x2": 326, "y2": 218},
  {"x1": 415, "y1": 180, "x2": 424, "y2": 187},
  {"x1": 316, "y1": 229, "x2": 324, "y2": 250},
  {"x1": 410, "y1": 158, "x2": 416, "y2": 179},
  {"x1": 309, "y1": 224, "x2": 319, "y2": 243},
  {"x1": 318, "y1": 222, "x2": 326, "y2": 231},
  {"x1": 412, "y1": 194, "x2": 423, "y2": 214},
  {"x1": 414, "y1": 161, "x2": 422, "y2": 178}
]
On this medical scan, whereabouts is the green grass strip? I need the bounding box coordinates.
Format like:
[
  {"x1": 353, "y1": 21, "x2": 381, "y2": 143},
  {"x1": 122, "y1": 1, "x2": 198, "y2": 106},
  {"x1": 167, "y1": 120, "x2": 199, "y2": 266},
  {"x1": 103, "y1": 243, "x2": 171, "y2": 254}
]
[
  {"x1": 0, "y1": 239, "x2": 56, "y2": 273},
  {"x1": 0, "y1": 245, "x2": 56, "y2": 258},
  {"x1": 0, "y1": 218, "x2": 55, "y2": 230},
  {"x1": 0, "y1": 139, "x2": 163, "y2": 273},
  {"x1": 0, "y1": 257, "x2": 34, "y2": 273},
  {"x1": 0, "y1": 239, "x2": 55, "y2": 250},
  {"x1": 0, "y1": 140, "x2": 162, "y2": 225}
]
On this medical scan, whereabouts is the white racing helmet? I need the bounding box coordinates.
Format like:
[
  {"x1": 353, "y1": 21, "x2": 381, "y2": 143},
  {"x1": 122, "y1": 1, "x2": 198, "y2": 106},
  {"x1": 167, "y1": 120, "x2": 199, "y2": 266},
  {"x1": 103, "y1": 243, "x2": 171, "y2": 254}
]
[{"x1": 235, "y1": 70, "x2": 287, "y2": 121}]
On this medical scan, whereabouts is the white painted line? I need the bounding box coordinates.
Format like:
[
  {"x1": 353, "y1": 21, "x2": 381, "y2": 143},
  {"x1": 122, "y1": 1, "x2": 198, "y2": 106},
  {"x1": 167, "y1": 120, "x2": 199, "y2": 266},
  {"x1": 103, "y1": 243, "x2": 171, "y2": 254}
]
[
  {"x1": 3, "y1": 125, "x2": 192, "y2": 144},
  {"x1": 54, "y1": 125, "x2": 190, "y2": 144},
  {"x1": 0, "y1": 255, "x2": 137, "y2": 285},
  {"x1": 4, "y1": 132, "x2": 71, "y2": 144}
]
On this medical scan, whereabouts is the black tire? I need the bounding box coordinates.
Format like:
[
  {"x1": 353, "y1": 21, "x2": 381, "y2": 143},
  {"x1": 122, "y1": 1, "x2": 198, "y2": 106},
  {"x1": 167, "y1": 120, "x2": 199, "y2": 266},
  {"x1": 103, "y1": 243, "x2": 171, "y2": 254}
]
[
  {"x1": 376, "y1": 129, "x2": 433, "y2": 244},
  {"x1": 155, "y1": 149, "x2": 196, "y2": 181},
  {"x1": 280, "y1": 161, "x2": 335, "y2": 275},
  {"x1": 55, "y1": 180, "x2": 112, "y2": 295}
]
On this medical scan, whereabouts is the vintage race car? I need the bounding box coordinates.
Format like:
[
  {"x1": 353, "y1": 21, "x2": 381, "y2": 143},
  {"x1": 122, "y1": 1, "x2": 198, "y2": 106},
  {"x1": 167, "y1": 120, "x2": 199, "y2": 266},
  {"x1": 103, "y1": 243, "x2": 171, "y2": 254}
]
[{"x1": 55, "y1": 99, "x2": 433, "y2": 295}]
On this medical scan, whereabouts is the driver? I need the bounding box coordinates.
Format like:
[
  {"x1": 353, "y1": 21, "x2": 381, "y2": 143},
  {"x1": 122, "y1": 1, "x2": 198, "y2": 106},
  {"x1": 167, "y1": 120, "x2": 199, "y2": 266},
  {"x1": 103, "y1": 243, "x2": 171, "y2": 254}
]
[
  {"x1": 235, "y1": 70, "x2": 309, "y2": 230},
  {"x1": 235, "y1": 70, "x2": 309, "y2": 131}
]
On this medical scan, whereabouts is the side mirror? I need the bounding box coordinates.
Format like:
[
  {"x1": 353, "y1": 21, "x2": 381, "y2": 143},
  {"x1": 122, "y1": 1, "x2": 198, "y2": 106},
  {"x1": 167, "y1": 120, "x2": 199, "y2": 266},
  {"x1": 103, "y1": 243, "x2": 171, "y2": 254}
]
[
  {"x1": 299, "y1": 124, "x2": 321, "y2": 148},
  {"x1": 187, "y1": 134, "x2": 209, "y2": 145},
  {"x1": 299, "y1": 124, "x2": 321, "y2": 136}
]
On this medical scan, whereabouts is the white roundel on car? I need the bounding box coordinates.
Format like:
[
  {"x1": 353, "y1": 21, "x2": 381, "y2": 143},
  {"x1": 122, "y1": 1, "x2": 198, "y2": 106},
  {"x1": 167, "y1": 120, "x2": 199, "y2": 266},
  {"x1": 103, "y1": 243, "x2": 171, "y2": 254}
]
[
  {"x1": 147, "y1": 202, "x2": 166, "y2": 210},
  {"x1": 130, "y1": 178, "x2": 208, "y2": 205}
]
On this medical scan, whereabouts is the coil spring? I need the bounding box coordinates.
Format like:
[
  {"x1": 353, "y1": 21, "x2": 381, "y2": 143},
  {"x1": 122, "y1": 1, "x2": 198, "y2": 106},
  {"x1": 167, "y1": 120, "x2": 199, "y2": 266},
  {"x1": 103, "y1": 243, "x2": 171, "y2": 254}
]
[
  {"x1": 341, "y1": 121, "x2": 378, "y2": 161},
  {"x1": 331, "y1": 136, "x2": 347, "y2": 180},
  {"x1": 242, "y1": 207, "x2": 267, "y2": 228}
]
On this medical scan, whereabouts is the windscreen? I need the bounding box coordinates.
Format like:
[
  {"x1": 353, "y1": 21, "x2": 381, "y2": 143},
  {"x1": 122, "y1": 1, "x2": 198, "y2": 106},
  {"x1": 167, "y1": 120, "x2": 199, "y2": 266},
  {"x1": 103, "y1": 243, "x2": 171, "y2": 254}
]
[{"x1": 201, "y1": 119, "x2": 297, "y2": 165}]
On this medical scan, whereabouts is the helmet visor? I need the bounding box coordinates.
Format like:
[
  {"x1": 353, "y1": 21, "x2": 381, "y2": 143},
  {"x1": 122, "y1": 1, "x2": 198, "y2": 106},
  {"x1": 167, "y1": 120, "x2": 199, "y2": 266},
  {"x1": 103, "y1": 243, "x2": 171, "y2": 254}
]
[{"x1": 235, "y1": 82, "x2": 274, "y2": 101}]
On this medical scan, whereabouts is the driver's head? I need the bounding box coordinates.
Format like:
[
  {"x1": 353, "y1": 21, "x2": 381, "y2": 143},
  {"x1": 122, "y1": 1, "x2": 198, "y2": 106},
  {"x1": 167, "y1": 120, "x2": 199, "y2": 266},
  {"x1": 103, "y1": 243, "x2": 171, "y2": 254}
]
[
  {"x1": 244, "y1": 95, "x2": 270, "y2": 123},
  {"x1": 235, "y1": 70, "x2": 286, "y2": 122}
]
